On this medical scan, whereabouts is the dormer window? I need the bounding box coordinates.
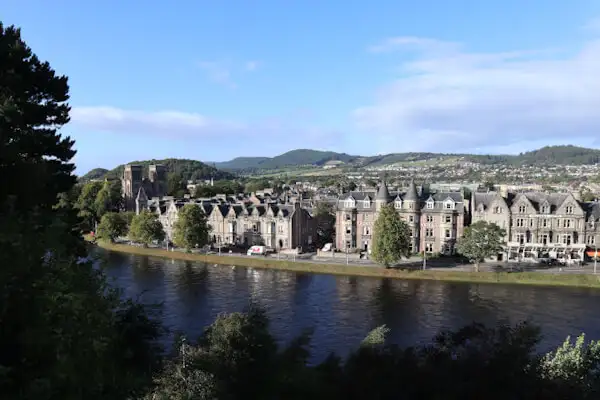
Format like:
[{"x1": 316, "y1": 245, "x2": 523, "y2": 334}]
[
  {"x1": 566, "y1": 205, "x2": 573, "y2": 214},
  {"x1": 345, "y1": 198, "x2": 355, "y2": 208},
  {"x1": 444, "y1": 200, "x2": 455, "y2": 210},
  {"x1": 426, "y1": 201, "x2": 434, "y2": 209},
  {"x1": 394, "y1": 200, "x2": 402, "y2": 209},
  {"x1": 363, "y1": 199, "x2": 371, "y2": 208},
  {"x1": 541, "y1": 205, "x2": 549, "y2": 214},
  {"x1": 518, "y1": 205, "x2": 526, "y2": 213}
]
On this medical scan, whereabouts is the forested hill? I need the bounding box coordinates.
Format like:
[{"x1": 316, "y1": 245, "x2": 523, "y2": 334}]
[
  {"x1": 213, "y1": 145, "x2": 600, "y2": 170},
  {"x1": 214, "y1": 149, "x2": 359, "y2": 171},
  {"x1": 79, "y1": 159, "x2": 235, "y2": 182}
]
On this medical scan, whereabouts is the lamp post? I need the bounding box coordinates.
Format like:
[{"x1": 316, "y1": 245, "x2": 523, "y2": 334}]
[{"x1": 595, "y1": 243, "x2": 598, "y2": 275}]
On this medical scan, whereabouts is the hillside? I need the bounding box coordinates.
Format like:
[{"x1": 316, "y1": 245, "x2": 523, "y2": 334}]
[
  {"x1": 80, "y1": 159, "x2": 235, "y2": 182},
  {"x1": 215, "y1": 149, "x2": 359, "y2": 171}
]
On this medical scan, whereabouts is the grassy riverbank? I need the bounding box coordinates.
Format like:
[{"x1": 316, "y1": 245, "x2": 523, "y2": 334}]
[{"x1": 88, "y1": 238, "x2": 600, "y2": 289}]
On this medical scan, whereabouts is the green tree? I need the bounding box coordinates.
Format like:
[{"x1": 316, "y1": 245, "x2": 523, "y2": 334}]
[
  {"x1": 75, "y1": 181, "x2": 103, "y2": 230},
  {"x1": 96, "y1": 212, "x2": 128, "y2": 242},
  {"x1": 456, "y1": 220, "x2": 505, "y2": 272},
  {"x1": 167, "y1": 172, "x2": 187, "y2": 197},
  {"x1": 0, "y1": 24, "x2": 162, "y2": 398},
  {"x1": 371, "y1": 204, "x2": 411, "y2": 268},
  {"x1": 313, "y1": 202, "x2": 336, "y2": 247},
  {"x1": 94, "y1": 179, "x2": 122, "y2": 219},
  {"x1": 172, "y1": 204, "x2": 211, "y2": 251},
  {"x1": 245, "y1": 178, "x2": 270, "y2": 193},
  {"x1": 129, "y1": 210, "x2": 165, "y2": 246}
]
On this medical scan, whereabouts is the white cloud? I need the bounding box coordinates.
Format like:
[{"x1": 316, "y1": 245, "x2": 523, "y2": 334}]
[
  {"x1": 355, "y1": 23, "x2": 600, "y2": 153},
  {"x1": 71, "y1": 106, "x2": 245, "y2": 137},
  {"x1": 69, "y1": 106, "x2": 337, "y2": 148},
  {"x1": 197, "y1": 61, "x2": 237, "y2": 89}
]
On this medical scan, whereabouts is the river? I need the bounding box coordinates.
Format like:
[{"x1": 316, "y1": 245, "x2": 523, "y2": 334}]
[{"x1": 98, "y1": 248, "x2": 600, "y2": 360}]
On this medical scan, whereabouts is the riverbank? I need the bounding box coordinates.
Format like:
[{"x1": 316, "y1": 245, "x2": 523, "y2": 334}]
[{"x1": 88, "y1": 239, "x2": 600, "y2": 289}]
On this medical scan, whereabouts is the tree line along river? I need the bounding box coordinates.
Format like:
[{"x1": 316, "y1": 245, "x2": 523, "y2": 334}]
[{"x1": 97, "y1": 248, "x2": 600, "y2": 360}]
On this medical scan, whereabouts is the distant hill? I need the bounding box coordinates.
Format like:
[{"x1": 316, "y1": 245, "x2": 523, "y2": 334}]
[
  {"x1": 80, "y1": 168, "x2": 109, "y2": 181},
  {"x1": 214, "y1": 149, "x2": 359, "y2": 171},
  {"x1": 80, "y1": 159, "x2": 235, "y2": 182}
]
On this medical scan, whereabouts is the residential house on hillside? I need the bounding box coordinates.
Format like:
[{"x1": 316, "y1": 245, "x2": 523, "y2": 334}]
[{"x1": 335, "y1": 181, "x2": 466, "y2": 255}]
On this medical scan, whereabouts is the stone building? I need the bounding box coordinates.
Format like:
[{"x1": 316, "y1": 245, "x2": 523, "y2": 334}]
[
  {"x1": 471, "y1": 191, "x2": 600, "y2": 262},
  {"x1": 335, "y1": 181, "x2": 466, "y2": 255},
  {"x1": 122, "y1": 164, "x2": 168, "y2": 211},
  {"x1": 136, "y1": 195, "x2": 316, "y2": 251}
]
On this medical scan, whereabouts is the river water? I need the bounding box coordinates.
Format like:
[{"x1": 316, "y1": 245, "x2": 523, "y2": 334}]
[{"x1": 98, "y1": 249, "x2": 600, "y2": 360}]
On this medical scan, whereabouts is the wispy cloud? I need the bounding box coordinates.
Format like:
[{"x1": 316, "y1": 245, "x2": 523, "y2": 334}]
[
  {"x1": 197, "y1": 61, "x2": 237, "y2": 89},
  {"x1": 354, "y1": 19, "x2": 600, "y2": 153}
]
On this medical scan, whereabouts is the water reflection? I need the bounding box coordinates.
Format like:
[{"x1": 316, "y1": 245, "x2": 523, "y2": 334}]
[{"x1": 97, "y1": 248, "x2": 600, "y2": 360}]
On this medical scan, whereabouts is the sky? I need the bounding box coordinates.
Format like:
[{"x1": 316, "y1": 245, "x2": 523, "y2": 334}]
[{"x1": 4, "y1": 0, "x2": 600, "y2": 174}]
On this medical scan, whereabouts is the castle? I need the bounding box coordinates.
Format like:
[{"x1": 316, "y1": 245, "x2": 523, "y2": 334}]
[{"x1": 121, "y1": 164, "x2": 168, "y2": 211}]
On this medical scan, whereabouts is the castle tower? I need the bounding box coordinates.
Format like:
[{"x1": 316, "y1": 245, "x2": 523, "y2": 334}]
[
  {"x1": 148, "y1": 164, "x2": 167, "y2": 198},
  {"x1": 122, "y1": 164, "x2": 143, "y2": 211}
]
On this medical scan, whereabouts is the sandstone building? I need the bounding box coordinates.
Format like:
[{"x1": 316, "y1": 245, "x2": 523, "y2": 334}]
[
  {"x1": 134, "y1": 189, "x2": 316, "y2": 251},
  {"x1": 335, "y1": 181, "x2": 466, "y2": 255},
  {"x1": 471, "y1": 191, "x2": 600, "y2": 262}
]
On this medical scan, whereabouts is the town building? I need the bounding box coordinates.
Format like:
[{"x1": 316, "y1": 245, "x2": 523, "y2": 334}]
[
  {"x1": 121, "y1": 164, "x2": 168, "y2": 211},
  {"x1": 335, "y1": 181, "x2": 466, "y2": 255},
  {"x1": 134, "y1": 189, "x2": 316, "y2": 251},
  {"x1": 471, "y1": 191, "x2": 600, "y2": 262}
]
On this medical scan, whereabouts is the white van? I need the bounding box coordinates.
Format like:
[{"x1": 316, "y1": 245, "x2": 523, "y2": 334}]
[{"x1": 247, "y1": 245, "x2": 266, "y2": 256}]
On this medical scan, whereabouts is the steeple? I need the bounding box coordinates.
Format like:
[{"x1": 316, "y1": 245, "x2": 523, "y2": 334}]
[{"x1": 404, "y1": 179, "x2": 419, "y2": 201}]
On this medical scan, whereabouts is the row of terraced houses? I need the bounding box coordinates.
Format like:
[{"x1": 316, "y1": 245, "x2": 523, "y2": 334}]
[{"x1": 336, "y1": 181, "x2": 600, "y2": 262}]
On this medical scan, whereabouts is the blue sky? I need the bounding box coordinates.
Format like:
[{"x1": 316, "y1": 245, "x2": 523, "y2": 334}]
[{"x1": 4, "y1": 0, "x2": 600, "y2": 174}]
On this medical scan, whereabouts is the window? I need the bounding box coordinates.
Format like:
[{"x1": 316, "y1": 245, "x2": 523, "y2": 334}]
[
  {"x1": 426, "y1": 215, "x2": 433, "y2": 223},
  {"x1": 425, "y1": 243, "x2": 434, "y2": 253},
  {"x1": 445, "y1": 229, "x2": 451, "y2": 238},
  {"x1": 562, "y1": 234, "x2": 571, "y2": 245},
  {"x1": 345, "y1": 199, "x2": 355, "y2": 208},
  {"x1": 516, "y1": 233, "x2": 525, "y2": 244},
  {"x1": 518, "y1": 205, "x2": 526, "y2": 213},
  {"x1": 345, "y1": 227, "x2": 352, "y2": 234},
  {"x1": 345, "y1": 213, "x2": 351, "y2": 221},
  {"x1": 542, "y1": 219, "x2": 548, "y2": 228},
  {"x1": 252, "y1": 224, "x2": 258, "y2": 233},
  {"x1": 541, "y1": 205, "x2": 549, "y2": 213},
  {"x1": 409, "y1": 215, "x2": 414, "y2": 223},
  {"x1": 516, "y1": 218, "x2": 525, "y2": 227},
  {"x1": 494, "y1": 206, "x2": 502, "y2": 214},
  {"x1": 409, "y1": 203, "x2": 414, "y2": 210},
  {"x1": 588, "y1": 236, "x2": 596, "y2": 245},
  {"x1": 445, "y1": 215, "x2": 452, "y2": 223},
  {"x1": 541, "y1": 234, "x2": 548, "y2": 245},
  {"x1": 363, "y1": 226, "x2": 371, "y2": 235},
  {"x1": 278, "y1": 224, "x2": 284, "y2": 233},
  {"x1": 425, "y1": 228, "x2": 433, "y2": 237},
  {"x1": 529, "y1": 219, "x2": 534, "y2": 227},
  {"x1": 363, "y1": 200, "x2": 370, "y2": 208},
  {"x1": 563, "y1": 219, "x2": 571, "y2": 228},
  {"x1": 395, "y1": 200, "x2": 402, "y2": 209},
  {"x1": 426, "y1": 201, "x2": 434, "y2": 209},
  {"x1": 445, "y1": 201, "x2": 454, "y2": 209},
  {"x1": 566, "y1": 205, "x2": 573, "y2": 214}
]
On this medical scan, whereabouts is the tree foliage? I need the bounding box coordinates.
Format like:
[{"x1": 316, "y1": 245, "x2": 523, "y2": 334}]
[
  {"x1": 456, "y1": 220, "x2": 505, "y2": 271},
  {"x1": 141, "y1": 307, "x2": 600, "y2": 399},
  {"x1": 0, "y1": 23, "x2": 162, "y2": 398},
  {"x1": 167, "y1": 172, "x2": 188, "y2": 197},
  {"x1": 313, "y1": 201, "x2": 336, "y2": 248},
  {"x1": 129, "y1": 210, "x2": 165, "y2": 246},
  {"x1": 96, "y1": 212, "x2": 128, "y2": 242},
  {"x1": 172, "y1": 204, "x2": 211, "y2": 250},
  {"x1": 371, "y1": 204, "x2": 411, "y2": 267}
]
